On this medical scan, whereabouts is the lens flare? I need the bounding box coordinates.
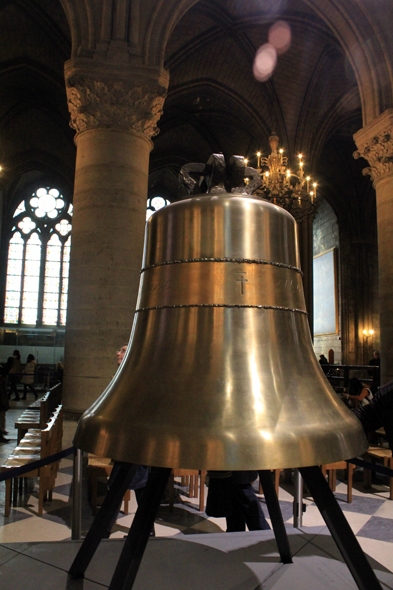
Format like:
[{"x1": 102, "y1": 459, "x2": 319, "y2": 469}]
[
  {"x1": 268, "y1": 20, "x2": 291, "y2": 54},
  {"x1": 253, "y1": 44, "x2": 277, "y2": 82}
]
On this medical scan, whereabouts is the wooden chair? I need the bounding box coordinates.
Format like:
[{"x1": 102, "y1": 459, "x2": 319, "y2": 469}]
[
  {"x1": 15, "y1": 393, "x2": 50, "y2": 442},
  {"x1": 169, "y1": 469, "x2": 207, "y2": 512},
  {"x1": 87, "y1": 454, "x2": 131, "y2": 515},
  {"x1": 1, "y1": 406, "x2": 63, "y2": 516},
  {"x1": 363, "y1": 446, "x2": 393, "y2": 500},
  {"x1": 321, "y1": 461, "x2": 354, "y2": 503},
  {"x1": 259, "y1": 469, "x2": 282, "y2": 498}
]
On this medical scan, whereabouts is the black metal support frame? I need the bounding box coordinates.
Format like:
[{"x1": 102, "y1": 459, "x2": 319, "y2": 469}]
[
  {"x1": 69, "y1": 464, "x2": 383, "y2": 590},
  {"x1": 300, "y1": 466, "x2": 382, "y2": 590},
  {"x1": 69, "y1": 463, "x2": 140, "y2": 578},
  {"x1": 258, "y1": 470, "x2": 292, "y2": 563}
]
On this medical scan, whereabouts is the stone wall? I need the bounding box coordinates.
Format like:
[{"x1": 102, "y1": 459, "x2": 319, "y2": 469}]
[{"x1": 313, "y1": 198, "x2": 342, "y2": 363}]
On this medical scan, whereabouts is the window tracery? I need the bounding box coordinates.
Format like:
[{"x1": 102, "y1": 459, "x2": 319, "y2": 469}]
[{"x1": 4, "y1": 187, "x2": 72, "y2": 326}]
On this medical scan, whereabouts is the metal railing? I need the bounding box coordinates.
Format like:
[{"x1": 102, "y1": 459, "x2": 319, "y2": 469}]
[
  {"x1": 1, "y1": 447, "x2": 392, "y2": 538},
  {"x1": 322, "y1": 364, "x2": 379, "y2": 390}
]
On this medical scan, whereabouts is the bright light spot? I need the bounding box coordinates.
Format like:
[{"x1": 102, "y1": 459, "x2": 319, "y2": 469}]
[
  {"x1": 18, "y1": 217, "x2": 36, "y2": 234},
  {"x1": 259, "y1": 430, "x2": 272, "y2": 441},
  {"x1": 38, "y1": 193, "x2": 56, "y2": 212},
  {"x1": 253, "y1": 44, "x2": 277, "y2": 82},
  {"x1": 250, "y1": 353, "x2": 264, "y2": 413},
  {"x1": 268, "y1": 20, "x2": 291, "y2": 55},
  {"x1": 151, "y1": 196, "x2": 166, "y2": 210}
]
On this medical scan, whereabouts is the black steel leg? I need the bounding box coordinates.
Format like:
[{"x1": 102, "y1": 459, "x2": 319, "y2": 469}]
[
  {"x1": 109, "y1": 467, "x2": 172, "y2": 590},
  {"x1": 69, "y1": 463, "x2": 139, "y2": 578},
  {"x1": 258, "y1": 470, "x2": 292, "y2": 564},
  {"x1": 300, "y1": 465, "x2": 382, "y2": 590}
]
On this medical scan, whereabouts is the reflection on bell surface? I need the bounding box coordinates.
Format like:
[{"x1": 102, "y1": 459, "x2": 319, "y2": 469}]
[{"x1": 74, "y1": 191, "x2": 367, "y2": 470}]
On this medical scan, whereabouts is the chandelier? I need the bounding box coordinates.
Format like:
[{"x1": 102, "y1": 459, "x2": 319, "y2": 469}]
[{"x1": 246, "y1": 133, "x2": 318, "y2": 222}]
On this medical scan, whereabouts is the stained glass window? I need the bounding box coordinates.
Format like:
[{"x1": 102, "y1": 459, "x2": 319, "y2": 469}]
[
  {"x1": 146, "y1": 196, "x2": 170, "y2": 220},
  {"x1": 3, "y1": 187, "x2": 72, "y2": 326}
]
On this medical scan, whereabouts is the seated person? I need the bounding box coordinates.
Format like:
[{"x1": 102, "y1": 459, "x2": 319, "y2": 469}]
[
  {"x1": 344, "y1": 377, "x2": 373, "y2": 408},
  {"x1": 352, "y1": 379, "x2": 393, "y2": 449}
]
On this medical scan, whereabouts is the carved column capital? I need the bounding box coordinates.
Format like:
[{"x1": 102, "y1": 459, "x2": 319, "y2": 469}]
[
  {"x1": 353, "y1": 109, "x2": 393, "y2": 184},
  {"x1": 64, "y1": 60, "x2": 169, "y2": 140}
]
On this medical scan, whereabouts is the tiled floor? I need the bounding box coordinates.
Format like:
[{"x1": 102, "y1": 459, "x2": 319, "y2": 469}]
[{"x1": 0, "y1": 398, "x2": 392, "y2": 588}]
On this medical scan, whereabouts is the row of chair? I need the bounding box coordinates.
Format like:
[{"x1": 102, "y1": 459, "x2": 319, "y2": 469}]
[
  {"x1": 88, "y1": 450, "x2": 392, "y2": 522},
  {"x1": 14, "y1": 383, "x2": 62, "y2": 443},
  {"x1": 87, "y1": 455, "x2": 207, "y2": 516},
  {"x1": 1, "y1": 405, "x2": 64, "y2": 516},
  {"x1": 14, "y1": 392, "x2": 50, "y2": 443}
]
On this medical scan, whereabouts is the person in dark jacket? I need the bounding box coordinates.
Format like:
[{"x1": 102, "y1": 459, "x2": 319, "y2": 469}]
[
  {"x1": 6, "y1": 350, "x2": 22, "y2": 401},
  {"x1": 0, "y1": 366, "x2": 10, "y2": 442},
  {"x1": 206, "y1": 470, "x2": 270, "y2": 532},
  {"x1": 352, "y1": 379, "x2": 393, "y2": 450}
]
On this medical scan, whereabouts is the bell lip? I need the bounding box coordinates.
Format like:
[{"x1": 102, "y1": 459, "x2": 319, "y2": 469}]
[{"x1": 73, "y1": 417, "x2": 368, "y2": 472}]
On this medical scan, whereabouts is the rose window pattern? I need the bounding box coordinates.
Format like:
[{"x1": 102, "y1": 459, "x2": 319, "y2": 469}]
[
  {"x1": 4, "y1": 187, "x2": 72, "y2": 326},
  {"x1": 146, "y1": 196, "x2": 170, "y2": 220}
]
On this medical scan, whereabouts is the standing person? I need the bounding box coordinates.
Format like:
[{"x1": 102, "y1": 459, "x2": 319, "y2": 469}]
[
  {"x1": 7, "y1": 350, "x2": 22, "y2": 401},
  {"x1": 0, "y1": 366, "x2": 10, "y2": 442},
  {"x1": 206, "y1": 471, "x2": 270, "y2": 532},
  {"x1": 369, "y1": 350, "x2": 380, "y2": 367},
  {"x1": 319, "y1": 354, "x2": 329, "y2": 373},
  {"x1": 319, "y1": 354, "x2": 328, "y2": 365},
  {"x1": 54, "y1": 361, "x2": 64, "y2": 383},
  {"x1": 104, "y1": 345, "x2": 153, "y2": 538},
  {"x1": 368, "y1": 350, "x2": 380, "y2": 390},
  {"x1": 21, "y1": 354, "x2": 38, "y2": 400}
]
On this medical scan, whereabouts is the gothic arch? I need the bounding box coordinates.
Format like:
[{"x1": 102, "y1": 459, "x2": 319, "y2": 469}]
[{"x1": 148, "y1": 0, "x2": 392, "y2": 125}]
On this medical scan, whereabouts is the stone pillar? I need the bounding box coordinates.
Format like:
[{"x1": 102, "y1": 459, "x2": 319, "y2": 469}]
[
  {"x1": 297, "y1": 215, "x2": 314, "y2": 335},
  {"x1": 63, "y1": 60, "x2": 169, "y2": 414},
  {"x1": 354, "y1": 109, "x2": 393, "y2": 386}
]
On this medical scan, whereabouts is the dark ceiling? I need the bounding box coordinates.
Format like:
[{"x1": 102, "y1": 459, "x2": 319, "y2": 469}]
[{"x1": 0, "y1": 0, "x2": 376, "y2": 234}]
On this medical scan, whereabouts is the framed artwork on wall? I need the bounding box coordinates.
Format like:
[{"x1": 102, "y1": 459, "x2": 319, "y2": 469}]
[{"x1": 313, "y1": 248, "x2": 338, "y2": 336}]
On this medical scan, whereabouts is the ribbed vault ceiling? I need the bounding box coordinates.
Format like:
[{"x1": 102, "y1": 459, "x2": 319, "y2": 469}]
[{"x1": 0, "y1": 0, "x2": 381, "y2": 234}]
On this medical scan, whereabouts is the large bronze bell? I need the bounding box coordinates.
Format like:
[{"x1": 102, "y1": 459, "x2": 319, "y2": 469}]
[{"x1": 74, "y1": 188, "x2": 367, "y2": 470}]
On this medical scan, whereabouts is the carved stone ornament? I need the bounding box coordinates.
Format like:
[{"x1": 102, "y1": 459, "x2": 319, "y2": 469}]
[
  {"x1": 66, "y1": 76, "x2": 167, "y2": 138},
  {"x1": 353, "y1": 129, "x2": 393, "y2": 182}
]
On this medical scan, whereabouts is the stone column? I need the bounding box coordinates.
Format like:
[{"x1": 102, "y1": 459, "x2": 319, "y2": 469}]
[
  {"x1": 354, "y1": 109, "x2": 393, "y2": 386},
  {"x1": 297, "y1": 215, "x2": 314, "y2": 335},
  {"x1": 63, "y1": 60, "x2": 169, "y2": 415}
]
